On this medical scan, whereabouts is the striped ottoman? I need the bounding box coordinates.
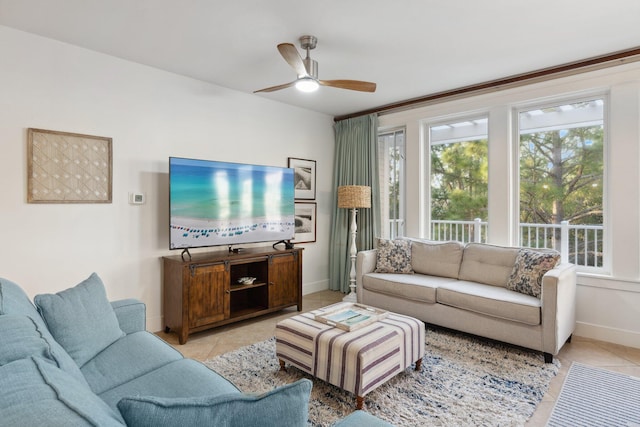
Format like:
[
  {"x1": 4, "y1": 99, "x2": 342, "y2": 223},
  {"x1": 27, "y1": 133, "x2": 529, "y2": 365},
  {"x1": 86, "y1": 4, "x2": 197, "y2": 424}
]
[{"x1": 275, "y1": 302, "x2": 425, "y2": 409}]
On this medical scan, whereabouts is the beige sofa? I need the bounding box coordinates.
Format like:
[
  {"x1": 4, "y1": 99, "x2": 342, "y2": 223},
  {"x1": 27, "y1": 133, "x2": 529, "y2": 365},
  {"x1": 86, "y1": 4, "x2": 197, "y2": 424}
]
[{"x1": 356, "y1": 240, "x2": 576, "y2": 362}]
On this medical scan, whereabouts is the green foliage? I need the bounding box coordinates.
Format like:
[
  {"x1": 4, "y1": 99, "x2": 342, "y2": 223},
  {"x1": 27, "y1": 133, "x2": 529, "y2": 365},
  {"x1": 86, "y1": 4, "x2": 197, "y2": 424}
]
[
  {"x1": 519, "y1": 126, "x2": 603, "y2": 225},
  {"x1": 431, "y1": 140, "x2": 488, "y2": 220},
  {"x1": 430, "y1": 125, "x2": 603, "y2": 227}
]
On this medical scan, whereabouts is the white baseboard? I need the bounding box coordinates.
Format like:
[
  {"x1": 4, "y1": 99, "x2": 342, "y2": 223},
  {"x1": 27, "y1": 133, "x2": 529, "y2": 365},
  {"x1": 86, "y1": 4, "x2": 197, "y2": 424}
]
[
  {"x1": 575, "y1": 321, "x2": 640, "y2": 349},
  {"x1": 148, "y1": 315, "x2": 163, "y2": 334},
  {"x1": 303, "y1": 279, "x2": 329, "y2": 295}
]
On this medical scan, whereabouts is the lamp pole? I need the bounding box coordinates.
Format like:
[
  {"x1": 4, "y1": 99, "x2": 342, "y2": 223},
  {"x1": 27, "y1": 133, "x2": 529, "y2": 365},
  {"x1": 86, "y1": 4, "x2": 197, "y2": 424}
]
[{"x1": 343, "y1": 206, "x2": 358, "y2": 302}]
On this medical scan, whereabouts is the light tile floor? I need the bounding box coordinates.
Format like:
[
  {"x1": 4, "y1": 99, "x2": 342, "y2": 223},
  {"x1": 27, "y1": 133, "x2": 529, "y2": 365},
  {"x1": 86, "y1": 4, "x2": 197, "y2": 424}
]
[{"x1": 157, "y1": 290, "x2": 640, "y2": 426}]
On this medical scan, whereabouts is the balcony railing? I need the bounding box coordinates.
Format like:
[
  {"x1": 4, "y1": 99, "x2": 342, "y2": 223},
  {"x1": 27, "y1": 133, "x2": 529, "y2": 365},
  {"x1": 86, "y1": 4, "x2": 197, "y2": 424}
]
[{"x1": 427, "y1": 219, "x2": 603, "y2": 268}]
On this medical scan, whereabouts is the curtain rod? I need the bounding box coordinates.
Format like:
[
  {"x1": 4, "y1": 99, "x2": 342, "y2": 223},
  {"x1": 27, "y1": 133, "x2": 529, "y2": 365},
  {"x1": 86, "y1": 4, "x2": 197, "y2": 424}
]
[{"x1": 333, "y1": 46, "x2": 640, "y2": 122}]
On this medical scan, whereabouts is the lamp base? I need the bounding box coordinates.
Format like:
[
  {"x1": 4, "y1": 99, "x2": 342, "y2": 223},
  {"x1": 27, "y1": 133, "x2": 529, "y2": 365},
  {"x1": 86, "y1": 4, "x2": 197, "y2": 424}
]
[{"x1": 342, "y1": 291, "x2": 357, "y2": 303}]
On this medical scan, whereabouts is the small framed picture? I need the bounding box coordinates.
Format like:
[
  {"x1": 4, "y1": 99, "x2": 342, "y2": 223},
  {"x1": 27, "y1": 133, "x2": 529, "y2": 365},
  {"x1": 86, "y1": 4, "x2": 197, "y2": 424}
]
[
  {"x1": 288, "y1": 157, "x2": 316, "y2": 200},
  {"x1": 292, "y1": 202, "x2": 317, "y2": 243}
]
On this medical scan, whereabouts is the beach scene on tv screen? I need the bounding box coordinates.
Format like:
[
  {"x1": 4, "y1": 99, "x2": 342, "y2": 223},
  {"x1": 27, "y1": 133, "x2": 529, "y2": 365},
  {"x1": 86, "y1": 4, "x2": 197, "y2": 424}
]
[{"x1": 170, "y1": 158, "x2": 295, "y2": 249}]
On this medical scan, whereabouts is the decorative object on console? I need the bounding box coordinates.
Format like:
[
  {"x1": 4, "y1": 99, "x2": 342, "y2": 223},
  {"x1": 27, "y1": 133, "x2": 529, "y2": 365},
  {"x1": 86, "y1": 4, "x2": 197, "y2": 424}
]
[
  {"x1": 27, "y1": 128, "x2": 112, "y2": 203},
  {"x1": 338, "y1": 185, "x2": 371, "y2": 302},
  {"x1": 292, "y1": 202, "x2": 317, "y2": 243},
  {"x1": 288, "y1": 157, "x2": 316, "y2": 200}
]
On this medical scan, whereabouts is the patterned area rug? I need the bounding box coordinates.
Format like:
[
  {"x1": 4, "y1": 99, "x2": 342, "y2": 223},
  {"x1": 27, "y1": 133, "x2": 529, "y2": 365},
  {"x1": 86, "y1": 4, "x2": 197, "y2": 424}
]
[
  {"x1": 204, "y1": 328, "x2": 559, "y2": 426},
  {"x1": 547, "y1": 362, "x2": 640, "y2": 426}
]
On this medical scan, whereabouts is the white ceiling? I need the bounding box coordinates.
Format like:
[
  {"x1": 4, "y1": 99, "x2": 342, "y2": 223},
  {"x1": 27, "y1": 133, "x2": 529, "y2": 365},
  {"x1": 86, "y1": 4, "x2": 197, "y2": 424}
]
[{"x1": 1, "y1": 0, "x2": 639, "y2": 117}]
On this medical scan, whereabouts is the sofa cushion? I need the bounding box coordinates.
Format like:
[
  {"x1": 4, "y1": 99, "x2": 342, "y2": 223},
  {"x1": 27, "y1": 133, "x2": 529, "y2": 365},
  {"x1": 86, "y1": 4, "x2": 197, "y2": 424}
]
[
  {"x1": 332, "y1": 410, "x2": 395, "y2": 427},
  {"x1": 34, "y1": 273, "x2": 125, "y2": 367},
  {"x1": 82, "y1": 331, "x2": 183, "y2": 394},
  {"x1": 458, "y1": 243, "x2": 519, "y2": 287},
  {"x1": 363, "y1": 273, "x2": 457, "y2": 304},
  {"x1": 436, "y1": 281, "x2": 541, "y2": 325},
  {"x1": 507, "y1": 249, "x2": 560, "y2": 298},
  {"x1": 375, "y1": 238, "x2": 414, "y2": 274},
  {"x1": 0, "y1": 357, "x2": 124, "y2": 426},
  {"x1": 0, "y1": 278, "x2": 89, "y2": 386},
  {"x1": 410, "y1": 239, "x2": 464, "y2": 278},
  {"x1": 0, "y1": 315, "x2": 57, "y2": 366},
  {"x1": 0, "y1": 277, "x2": 42, "y2": 317},
  {"x1": 117, "y1": 378, "x2": 312, "y2": 427},
  {"x1": 99, "y1": 358, "x2": 240, "y2": 412}
]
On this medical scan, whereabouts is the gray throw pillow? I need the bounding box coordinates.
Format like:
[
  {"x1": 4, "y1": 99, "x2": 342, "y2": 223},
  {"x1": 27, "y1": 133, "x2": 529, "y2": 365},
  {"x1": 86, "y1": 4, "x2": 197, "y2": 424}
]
[
  {"x1": 507, "y1": 249, "x2": 560, "y2": 298},
  {"x1": 374, "y1": 238, "x2": 414, "y2": 274},
  {"x1": 34, "y1": 273, "x2": 125, "y2": 367}
]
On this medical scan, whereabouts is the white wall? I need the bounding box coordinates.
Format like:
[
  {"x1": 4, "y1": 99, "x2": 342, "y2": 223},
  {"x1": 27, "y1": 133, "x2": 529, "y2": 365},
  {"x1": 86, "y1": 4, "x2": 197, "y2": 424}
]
[
  {"x1": 380, "y1": 63, "x2": 640, "y2": 349},
  {"x1": 0, "y1": 25, "x2": 335, "y2": 332}
]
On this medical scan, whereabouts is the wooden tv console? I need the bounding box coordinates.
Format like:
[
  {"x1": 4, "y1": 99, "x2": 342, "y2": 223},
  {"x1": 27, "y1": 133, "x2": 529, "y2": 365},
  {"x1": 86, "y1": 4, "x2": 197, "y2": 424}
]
[{"x1": 162, "y1": 247, "x2": 302, "y2": 344}]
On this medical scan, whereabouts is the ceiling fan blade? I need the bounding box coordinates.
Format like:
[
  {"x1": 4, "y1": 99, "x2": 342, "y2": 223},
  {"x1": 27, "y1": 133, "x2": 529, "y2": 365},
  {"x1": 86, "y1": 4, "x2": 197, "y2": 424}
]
[
  {"x1": 319, "y1": 79, "x2": 377, "y2": 92},
  {"x1": 253, "y1": 81, "x2": 296, "y2": 93},
  {"x1": 277, "y1": 43, "x2": 308, "y2": 77}
]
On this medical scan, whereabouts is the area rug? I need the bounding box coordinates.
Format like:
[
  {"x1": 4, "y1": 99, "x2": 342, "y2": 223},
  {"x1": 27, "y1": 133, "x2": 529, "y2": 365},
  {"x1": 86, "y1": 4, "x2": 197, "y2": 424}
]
[
  {"x1": 204, "y1": 327, "x2": 559, "y2": 426},
  {"x1": 547, "y1": 362, "x2": 640, "y2": 426}
]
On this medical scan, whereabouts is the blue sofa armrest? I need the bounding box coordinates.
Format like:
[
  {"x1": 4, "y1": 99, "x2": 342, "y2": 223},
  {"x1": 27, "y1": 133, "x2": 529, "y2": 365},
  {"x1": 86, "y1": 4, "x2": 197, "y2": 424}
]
[{"x1": 111, "y1": 299, "x2": 146, "y2": 334}]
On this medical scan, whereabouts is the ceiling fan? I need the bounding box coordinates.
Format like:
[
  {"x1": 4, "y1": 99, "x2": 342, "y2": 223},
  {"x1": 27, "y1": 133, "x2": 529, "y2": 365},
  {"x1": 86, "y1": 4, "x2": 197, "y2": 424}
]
[{"x1": 254, "y1": 35, "x2": 377, "y2": 94}]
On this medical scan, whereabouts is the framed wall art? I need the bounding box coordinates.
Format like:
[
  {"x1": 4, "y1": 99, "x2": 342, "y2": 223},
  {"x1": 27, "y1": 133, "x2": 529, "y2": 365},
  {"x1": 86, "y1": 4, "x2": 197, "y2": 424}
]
[
  {"x1": 27, "y1": 128, "x2": 113, "y2": 203},
  {"x1": 292, "y1": 202, "x2": 317, "y2": 243},
  {"x1": 288, "y1": 157, "x2": 316, "y2": 200}
]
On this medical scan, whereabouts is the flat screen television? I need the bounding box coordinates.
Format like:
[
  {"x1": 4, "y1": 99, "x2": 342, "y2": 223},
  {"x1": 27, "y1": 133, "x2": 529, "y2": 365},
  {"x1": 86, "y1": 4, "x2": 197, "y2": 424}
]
[{"x1": 169, "y1": 157, "x2": 295, "y2": 250}]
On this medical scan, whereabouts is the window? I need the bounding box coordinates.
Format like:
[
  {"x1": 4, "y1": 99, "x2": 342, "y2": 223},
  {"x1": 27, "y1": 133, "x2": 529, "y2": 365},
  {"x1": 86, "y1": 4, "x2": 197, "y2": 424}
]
[
  {"x1": 518, "y1": 99, "x2": 605, "y2": 269},
  {"x1": 377, "y1": 129, "x2": 405, "y2": 239},
  {"x1": 429, "y1": 117, "x2": 488, "y2": 243}
]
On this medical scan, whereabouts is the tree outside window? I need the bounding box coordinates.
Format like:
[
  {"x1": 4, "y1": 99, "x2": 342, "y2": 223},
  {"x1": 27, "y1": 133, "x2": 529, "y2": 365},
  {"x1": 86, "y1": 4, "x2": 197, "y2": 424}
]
[{"x1": 518, "y1": 99, "x2": 604, "y2": 267}]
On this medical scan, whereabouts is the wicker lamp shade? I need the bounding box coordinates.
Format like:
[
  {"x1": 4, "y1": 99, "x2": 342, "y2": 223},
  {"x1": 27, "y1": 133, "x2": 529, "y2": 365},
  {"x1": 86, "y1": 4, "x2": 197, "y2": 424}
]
[{"x1": 337, "y1": 185, "x2": 371, "y2": 209}]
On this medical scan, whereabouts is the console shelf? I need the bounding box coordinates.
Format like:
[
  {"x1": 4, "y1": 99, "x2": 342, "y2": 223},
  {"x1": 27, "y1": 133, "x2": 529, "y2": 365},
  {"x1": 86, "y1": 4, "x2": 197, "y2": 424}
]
[{"x1": 162, "y1": 247, "x2": 302, "y2": 344}]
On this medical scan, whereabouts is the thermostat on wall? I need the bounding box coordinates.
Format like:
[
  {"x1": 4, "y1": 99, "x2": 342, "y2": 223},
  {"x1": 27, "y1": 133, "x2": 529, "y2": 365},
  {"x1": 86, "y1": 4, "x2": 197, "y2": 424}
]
[{"x1": 129, "y1": 192, "x2": 146, "y2": 205}]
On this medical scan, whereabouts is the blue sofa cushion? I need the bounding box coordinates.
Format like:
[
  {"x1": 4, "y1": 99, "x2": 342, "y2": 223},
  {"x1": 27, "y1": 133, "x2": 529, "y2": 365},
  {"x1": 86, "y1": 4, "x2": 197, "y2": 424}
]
[
  {"x1": 117, "y1": 378, "x2": 312, "y2": 427},
  {"x1": 0, "y1": 357, "x2": 124, "y2": 426},
  {"x1": 0, "y1": 315, "x2": 56, "y2": 366},
  {"x1": 34, "y1": 273, "x2": 125, "y2": 367},
  {"x1": 82, "y1": 331, "x2": 183, "y2": 394},
  {"x1": 99, "y1": 358, "x2": 240, "y2": 412},
  {"x1": 0, "y1": 277, "x2": 89, "y2": 386},
  {"x1": 332, "y1": 410, "x2": 395, "y2": 427}
]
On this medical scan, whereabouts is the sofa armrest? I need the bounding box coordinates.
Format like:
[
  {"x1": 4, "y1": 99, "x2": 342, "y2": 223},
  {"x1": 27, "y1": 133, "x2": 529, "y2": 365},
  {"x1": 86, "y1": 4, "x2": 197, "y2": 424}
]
[
  {"x1": 111, "y1": 299, "x2": 146, "y2": 334},
  {"x1": 356, "y1": 249, "x2": 377, "y2": 302},
  {"x1": 541, "y1": 263, "x2": 577, "y2": 355}
]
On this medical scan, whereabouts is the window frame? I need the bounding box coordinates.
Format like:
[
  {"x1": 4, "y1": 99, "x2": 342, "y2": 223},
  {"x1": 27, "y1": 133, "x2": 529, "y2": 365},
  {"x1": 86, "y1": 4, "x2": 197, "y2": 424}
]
[
  {"x1": 377, "y1": 127, "x2": 407, "y2": 239},
  {"x1": 423, "y1": 113, "x2": 490, "y2": 242},
  {"x1": 512, "y1": 94, "x2": 609, "y2": 273}
]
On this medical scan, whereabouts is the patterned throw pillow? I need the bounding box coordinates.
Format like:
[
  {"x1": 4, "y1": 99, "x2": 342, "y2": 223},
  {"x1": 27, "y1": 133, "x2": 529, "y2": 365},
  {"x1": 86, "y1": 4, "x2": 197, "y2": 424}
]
[
  {"x1": 374, "y1": 238, "x2": 414, "y2": 274},
  {"x1": 507, "y1": 249, "x2": 560, "y2": 298}
]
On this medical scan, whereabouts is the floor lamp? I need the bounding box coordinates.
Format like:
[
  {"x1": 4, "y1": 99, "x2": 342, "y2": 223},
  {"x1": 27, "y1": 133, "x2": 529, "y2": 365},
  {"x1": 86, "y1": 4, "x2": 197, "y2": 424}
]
[{"x1": 337, "y1": 185, "x2": 371, "y2": 302}]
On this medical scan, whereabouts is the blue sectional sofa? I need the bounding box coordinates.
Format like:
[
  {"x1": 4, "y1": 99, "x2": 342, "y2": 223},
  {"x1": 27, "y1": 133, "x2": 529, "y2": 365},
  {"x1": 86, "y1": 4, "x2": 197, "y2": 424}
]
[{"x1": 0, "y1": 274, "x2": 391, "y2": 427}]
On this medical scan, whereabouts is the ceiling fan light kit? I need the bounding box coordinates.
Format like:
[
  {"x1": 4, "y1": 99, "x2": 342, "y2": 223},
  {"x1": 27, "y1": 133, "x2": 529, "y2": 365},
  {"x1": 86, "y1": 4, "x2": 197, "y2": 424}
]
[
  {"x1": 295, "y1": 77, "x2": 319, "y2": 92},
  {"x1": 254, "y1": 35, "x2": 377, "y2": 94}
]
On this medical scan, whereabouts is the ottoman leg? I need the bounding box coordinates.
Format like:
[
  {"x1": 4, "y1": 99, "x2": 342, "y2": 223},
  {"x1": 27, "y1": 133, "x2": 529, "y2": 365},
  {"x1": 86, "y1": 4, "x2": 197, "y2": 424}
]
[
  {"x1": 279, "y1": 359, "x2": 286, "y2": 371},
  {"x1": 356, "y1": 396, "x2": 364, "y2": 410},
  {"x1": 415, "y1": 359, "x2": 422, "y2": 371}
]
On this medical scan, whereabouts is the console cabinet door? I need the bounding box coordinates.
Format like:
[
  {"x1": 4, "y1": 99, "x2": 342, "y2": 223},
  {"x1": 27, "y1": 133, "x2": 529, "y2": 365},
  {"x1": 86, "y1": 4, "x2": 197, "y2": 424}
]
[
  {"x1": 188, "y1": 263, "x2": 230, "y2": 328},
  {"x1": 268, "y1": 253, "x2": 299, "y2": 308}
]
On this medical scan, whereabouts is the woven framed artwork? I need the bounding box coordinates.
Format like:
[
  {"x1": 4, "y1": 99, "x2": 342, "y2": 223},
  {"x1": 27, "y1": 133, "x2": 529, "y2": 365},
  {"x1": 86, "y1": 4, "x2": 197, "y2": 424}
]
[{"x1": 27, "y1": 128, "x2": 113, "y2": 203}]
